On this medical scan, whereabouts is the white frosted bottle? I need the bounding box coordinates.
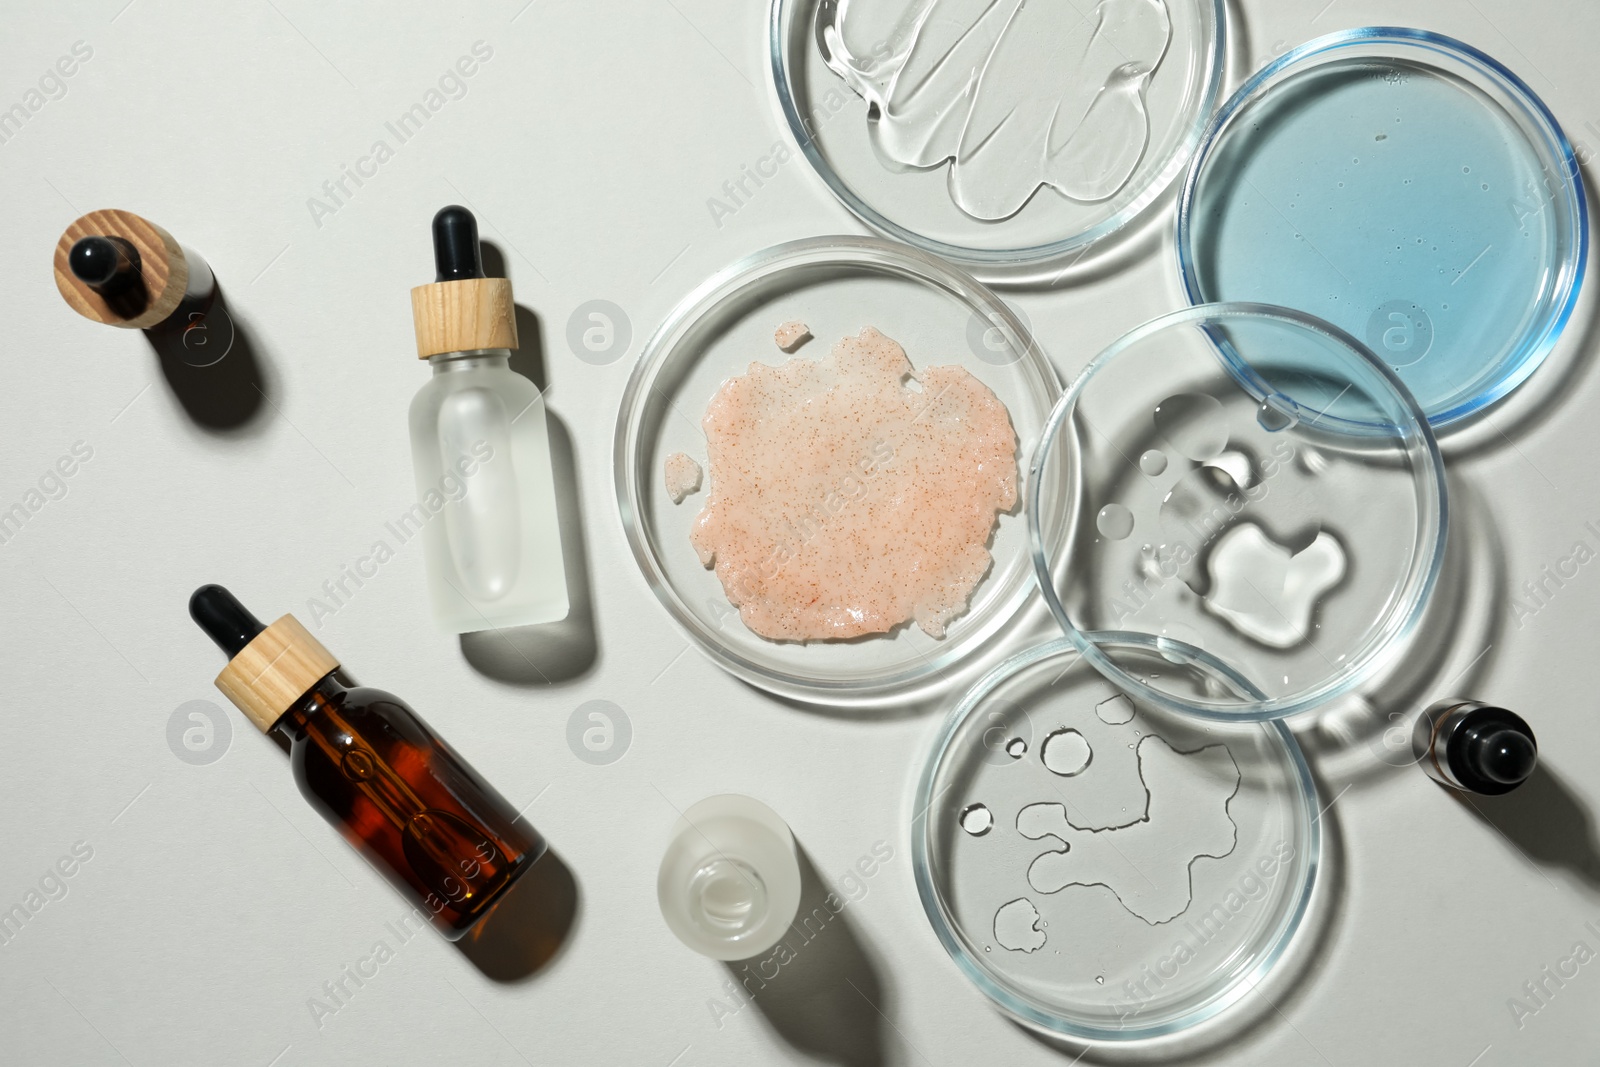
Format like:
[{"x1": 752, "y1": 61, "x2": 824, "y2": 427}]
[
  {"x1": 407, "y1": 206, "x2": 567, "y2": 633},
  {"x1": 657, "y1": 795, "x2": 802, "y2": 960}
]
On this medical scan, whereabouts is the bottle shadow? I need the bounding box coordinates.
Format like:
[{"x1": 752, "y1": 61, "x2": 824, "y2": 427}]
[
  {"x1": 1451, "y1": 764, "x2": 1600, "y2": 892},
  {"x1": 144, "y1": 282, "x2": 273, "y2": 434},
  {"x1": 455, "y1": 840, "x2": 582, "y2": 982},
  {"x1": 721, "y1": 846, "x2": 891, "y2": 1067},
  {"x1": 456, "y1": 290, "x2": 599, "y2": 685}
]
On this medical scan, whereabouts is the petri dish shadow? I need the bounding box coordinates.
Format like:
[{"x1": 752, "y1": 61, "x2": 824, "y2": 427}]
[
  {"x1": 1440, "y1": 176, "x2": 1600, "y2": 459},
  {"x1": 456, "y1": 839, "x2": 581, "y2": 982},
  {"x1": 455, "y1": 290, "x2": 598, "y2": 685},
  {"x1": 144, "y1": 282, "x2": 272, "y2": 434},
  {"x1": 1298, "y1": 471, "x2": 1507, "y2": 788},
  {"x1": 722, "y1": 845, "x2": 892, "y2": 1067}
]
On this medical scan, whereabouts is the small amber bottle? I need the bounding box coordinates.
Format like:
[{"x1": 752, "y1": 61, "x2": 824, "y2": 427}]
[{"x1": 191, "y1": 584, "x2": 543, "y2": 938}]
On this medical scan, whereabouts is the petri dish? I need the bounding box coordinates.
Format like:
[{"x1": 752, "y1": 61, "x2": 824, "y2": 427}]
[
  {"x1": 1178, "y1": 28, "x2": 1588, "y2": 426},
  {"x1": 1026, "y1": 303, "x2": 1446, "y2": 721},
  {"x1": 771, "y1": 0, "x2": 1226, "y2": 283},
  {"x1": 615, "y1": 237, "x2": 1063, "y2": 707},
  {"x1": 912, "y1": 636, "x2": 1319, "y2": 1040}
]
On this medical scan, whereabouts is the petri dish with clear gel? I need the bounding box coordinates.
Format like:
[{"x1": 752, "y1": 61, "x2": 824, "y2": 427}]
[
  {"x1": 912, "y1": 636, "x2": 1319, "y2": 1040},
  {"x1": 1027, "y1": 303, "x2": 1447, "y2": 722},
  {"x1": 615, "y1": 237, "x2": 1063, "y2": 708},
  {"x1": 1178, "y1": 28, "x2": 1588, "y2": 426},
  {"x1": 771, "y1": 0, "x2": 1226, "y2": 283}
]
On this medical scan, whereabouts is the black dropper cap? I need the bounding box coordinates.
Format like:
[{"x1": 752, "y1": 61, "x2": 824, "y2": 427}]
[
  {"x1": 1448, "y1": 706, "x2": 1538, "y2": 795},
  {"x1": 190, "y1": 584, "x2": 266, "y2": 658},
  {"x1": 431, "y1": 205, "x2": 484, "y2": 282},
  {"x1": 1466, "y1": 726, "x2": 1537, "y2": 788},
  {"x1": 68, "y1": 235, "x2": 141, "y2": 295}
]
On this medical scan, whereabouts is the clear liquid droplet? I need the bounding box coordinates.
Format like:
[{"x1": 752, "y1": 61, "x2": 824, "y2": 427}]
[
  {"x1": 1097, "y1": 503, "x2": 1135, "y2": 540},
  {"x1": 1041, "y1": 728, "x2": 1092, "y2": 777},
  {"x1": 960, "y1": 803, "x2": 994, "y2": 836},
  {"x1": 1257, "y1": 398, "x2": 1298, "y2": 432}
]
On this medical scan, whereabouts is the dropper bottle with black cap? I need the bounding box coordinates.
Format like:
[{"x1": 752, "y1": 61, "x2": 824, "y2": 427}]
[
  {"x1": 1412, "y1": 699, "x2": 1538, "y2": 795},
  {"x1": 190, "y1": 584, "x2": 544, "y2": 938},
  {"x1": 408, "y1": 205, "x2": 568, "y2": 632}
]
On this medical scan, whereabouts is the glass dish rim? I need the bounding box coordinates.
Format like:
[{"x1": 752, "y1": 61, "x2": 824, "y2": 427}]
[
  {"x1": 1174, "y1": 25, "x2": 1591, "y2": 428},
  {"x1": 909, "y1": 633, "x2": 1322, "y2": 1041},
  {"x1": 1024, "y1": 301, "x2": 1449, "y2": 722},
  {"x1": 769, "y1": 0, "x2": 1229, "y2": 283},
  {"x1": 613, "y1": 234, "x2": 1063, "y2": 706}
]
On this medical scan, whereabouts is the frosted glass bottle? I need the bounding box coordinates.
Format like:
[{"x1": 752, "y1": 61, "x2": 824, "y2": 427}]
[{"x1": 408, "y1": 206, "x2": 568, "y2": 632}]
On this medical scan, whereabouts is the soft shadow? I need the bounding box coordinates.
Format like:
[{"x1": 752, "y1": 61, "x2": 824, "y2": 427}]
[
  {"x1": 1224, "y1": 0, "x2": 1255, "y2": 85},
  {"x1": 1440, "y1": 176, "x2": 1600, "y2": 460},
  {"x1": 454, "y1": 254, "x2": 597, "y2": 683},
  {"x1": 480, "y1": 242, "x2": 549, "y2": 391},
  {"x1": 145, "y1": 282, "x2": 271, "y2": 433},
  {"x1": 459, "y1": 410, "x2": 599, "y2": 684},
  {"x1": 1298, "y1": 470, "x2": 1507, "y2": 789},
  {"x1": 456, "y1": 843, "x2": 581, "y2": 981},
  {"x1": 1008, "y1": 185, "x2": 1172, "y2": 293},
  {"x1": 723, "y1": 846, "x2": 889, "y2": 1067},
  {"x1": 1454, "y1": 764, "x2": 1600, "y2": 893}
]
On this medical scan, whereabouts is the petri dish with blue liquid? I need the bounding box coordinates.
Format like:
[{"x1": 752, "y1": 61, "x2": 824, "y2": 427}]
[{"x1": 1178, "y1": 28, "x2": 1587, "y2": 426}]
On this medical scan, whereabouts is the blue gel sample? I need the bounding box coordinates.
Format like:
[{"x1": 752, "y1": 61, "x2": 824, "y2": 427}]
[{"x1": 1180, "y1": 31, "x2": 1586, "y2": 426}]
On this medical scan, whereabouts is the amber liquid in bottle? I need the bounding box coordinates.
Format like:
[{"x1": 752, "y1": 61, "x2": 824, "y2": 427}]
[
  {"x1": 276, "y1": 676, "x2": 543, "y2": 938},
  {"x1": 192, "y1": 585, "x2": 542, "y2": 940}
]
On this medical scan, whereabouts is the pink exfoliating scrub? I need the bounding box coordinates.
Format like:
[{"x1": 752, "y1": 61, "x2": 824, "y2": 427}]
[
  {"x1": 663, "y1": 452, "x2": 703, "y2": 504},
  {"x1": 690, "y1": 326, "x2": 1017, "y2": 641}
]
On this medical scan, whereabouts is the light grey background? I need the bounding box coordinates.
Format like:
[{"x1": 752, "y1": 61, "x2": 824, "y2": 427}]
[{"x1": 2, "y1": 1, "x2": 1598, "y2": 1064}]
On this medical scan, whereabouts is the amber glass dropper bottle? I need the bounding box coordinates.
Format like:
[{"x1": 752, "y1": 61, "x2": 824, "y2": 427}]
[{"x1": 190, "y1": 584, "x2": 543, "y2": 939}]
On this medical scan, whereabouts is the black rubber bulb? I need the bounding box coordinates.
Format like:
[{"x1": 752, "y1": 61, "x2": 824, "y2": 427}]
[
  {"x1": 1470, "y1": 727, "x2": 1537, "y2": 786},
  {"x1": 189, "y1": 584, "x2": 266, "y2": 658},
  {"x1": 68, "y1": 235, "x2": 140, "y2": 294},
  {"x1": 431, "y1": 205, "x2": 484, "y2": 281}
]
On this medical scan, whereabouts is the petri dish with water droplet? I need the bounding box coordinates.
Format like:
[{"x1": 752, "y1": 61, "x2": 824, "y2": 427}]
[
  {"x1": 1178, "y1": 28, "x2": 1587, "y2": 426},
  {"x1": 913, "y1": 637, "x2": 1319, "y2": 1040},
  {"x1": 1027, "y1": 303, "x2": 1446, "y2": 721},
  {"x1": 770, "y1": 0, "x2": 1226, "y2": 283}
]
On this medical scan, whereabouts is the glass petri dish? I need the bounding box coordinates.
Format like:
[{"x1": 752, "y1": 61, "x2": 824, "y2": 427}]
[
  {"x1": 1178, "y1": 28, "x2": 1588, "y2": 426},
  {"x1": 912, "y1": 635, "x2": 1319, "y2": 1040},
  {"x1": 771, "y1": 0, "x2": 1226, "y2": 283},
  {"x1": 615, "y1": 237, "x2": 1063, "y2": 707},
  {"x1": 1026, "y1": 303, "x2": 1446, "y2": 721}
]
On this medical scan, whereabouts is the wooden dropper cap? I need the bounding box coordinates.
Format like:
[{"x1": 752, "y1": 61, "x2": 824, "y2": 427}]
[
  {"x1": 191, "y1": 585, "x2": 339, "y2": 733},
  {"x1": 54, "y1": 209, "x2": 190, "y2": 329},
  {"x1": 409, "y1": 205, "x2": 517, "y2": 358}
]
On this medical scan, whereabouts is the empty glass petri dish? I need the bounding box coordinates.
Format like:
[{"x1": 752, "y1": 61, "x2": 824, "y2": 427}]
[
  {"x1": 912, "y1": 636, "x2": 1319, "y2": 1040},
  {"x1": 771, "y1": 0, "x2": 1227, "y2": 283},
  {"x1": 1026, "y1": 303, "x2": 1446, "y2": 721},
  {"x1": 1178, "y1": 28, "x2": 1588, "y2": 426},
  {"x1": 615, "y1": 237, "x2": 1063, "y2": 707}
]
